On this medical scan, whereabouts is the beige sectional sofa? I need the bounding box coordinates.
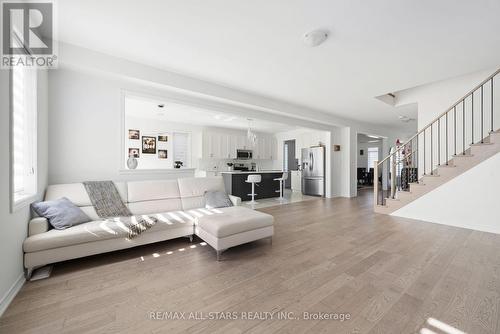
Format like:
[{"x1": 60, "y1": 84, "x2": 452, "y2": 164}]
[{"x1": 23, "y1": 177, "x2": 274, "y2": 277}]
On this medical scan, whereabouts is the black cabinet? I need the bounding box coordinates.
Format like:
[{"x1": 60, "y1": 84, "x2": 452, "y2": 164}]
[{"x1": 223, "y1": 173, "x2": 282, "y2": 201}]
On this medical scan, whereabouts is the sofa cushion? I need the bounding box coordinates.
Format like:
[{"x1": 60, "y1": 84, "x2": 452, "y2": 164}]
[
  {"x1": 178, "y1": 177, "x2": 226, "y2": 210},
  {"x1": 31, "y1": 197, "x2": 91, "y2": 230},
  {"x1": 204, "y1": 191, "x2": 233, "y2": 209},
  {"x1": 127, "y1": 180, "x2": 182, "y2": 215},
  {"x1": 45, "y1": 182, "x2": 127, "y2": 221},
  {"x1": 196, "y1": 206, "x2": 274, "y2": 238},
  {"x1": 23, "y1": 210, "x2": 199, "y2": 253}
]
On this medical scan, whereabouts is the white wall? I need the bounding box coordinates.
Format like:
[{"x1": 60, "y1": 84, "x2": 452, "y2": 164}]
[
  {"x1": 396, "y1": 68, "x2": 497, "y2": 130},
  {"x1": 48, "y1": 69, "x2": 196, "y2": 184},
  {"x1": 390, "y1": 69, "x2": 500, "y2": 230},
  {"x1": 53, "y1": 45, "x2": 407, "y2": 197},
  {"x1": 357, "y1": 140, "x2": 383, "y2": 169},
  {"x1": 0, "y1": 70, "x2": 49, "y2": 315},
  {"x1": 393, "y1": 152, "x2": 500, "y2": 234},
  {"x1": 274, "y1": 128, "x2": 328, "y2": 168},
  {"x1": 125, "y1": 116, "x2": 203, "y2": 170},
  {"x1": 49, "y1": 69, "x2": 286, "y2": 183},
  {"x1": 395, "y1": 68, "x2": 500, "y2": 178},
  {"x1": 274, "y1": 128, "x2": 344, "y2": 198}
]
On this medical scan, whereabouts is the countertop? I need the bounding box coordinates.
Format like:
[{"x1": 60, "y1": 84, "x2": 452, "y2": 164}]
[{"x1": 220, "y1": 170, "x2": 285, "y2": 174}]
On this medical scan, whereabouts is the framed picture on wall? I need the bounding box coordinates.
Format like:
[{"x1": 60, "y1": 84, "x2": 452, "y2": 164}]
[
  {"x1": 129, "y1": 129, "x2": 140, "y2": 140},
  {"x1": 142, "y1": 136, "x2": 156, "y2": 154},
  {"x1": 158, "y1": 135, "x2": 168, "y2": 142},
  {"x1": 158, "y1": 150, "x2": 168, "y2": 159},
  {"x1": 129, "y1": 148, "x2": 140, "y2": 158}
]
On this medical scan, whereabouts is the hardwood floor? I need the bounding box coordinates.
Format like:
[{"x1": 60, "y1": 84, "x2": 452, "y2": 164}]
[{"x1": 2, "y1": 190, "x2": 500, "y2": 333}]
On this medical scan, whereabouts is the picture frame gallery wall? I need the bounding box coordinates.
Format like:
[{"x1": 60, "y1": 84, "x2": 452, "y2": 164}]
[{"x1": 125, "y1": 123, "x2": 173, "y2": 169}]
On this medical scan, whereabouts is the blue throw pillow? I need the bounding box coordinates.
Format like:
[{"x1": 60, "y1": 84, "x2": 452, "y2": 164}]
[{"x1": 31, "y1": 197, "x2": 91, "y2": 230}]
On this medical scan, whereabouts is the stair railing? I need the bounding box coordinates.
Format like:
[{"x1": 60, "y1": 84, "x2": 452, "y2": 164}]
[{"x1": 374, "y1": 68, "x2": 500, "y2": 207}]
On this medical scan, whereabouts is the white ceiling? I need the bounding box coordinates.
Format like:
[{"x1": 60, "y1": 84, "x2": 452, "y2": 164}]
[
  {"x1": 125, "y1": 95, "x2": 299, "y2": 133},
  {"x1": 357, "y1": 133, "x2": 382, "y2": 144},
  {"x1": 58, "y1": 0, "x2": 500, "y2": 128}
]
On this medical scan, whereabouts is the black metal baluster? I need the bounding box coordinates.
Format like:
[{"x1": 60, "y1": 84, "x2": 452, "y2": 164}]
[
  {"x1": 430, "y1": 124, "x2": 433, "y2": 175},
  {"x1": 481, "y1": 85, "x2": 484, "y2": 143},
  {"x1": 416, "y1": 134, "x2": 419, "y2": 183},
  {"x1": 471, "y1": 92, "x2": 474, "y2": 144},
  {"x1": 438, "y1": 118, "x2": 440, "y2": 165},
  {"x1": 463, "y1": 100, "x2": 465, "y2": 155},
  {"x1": 446, "y1": 112, "x2": 448, "y2": 165}
]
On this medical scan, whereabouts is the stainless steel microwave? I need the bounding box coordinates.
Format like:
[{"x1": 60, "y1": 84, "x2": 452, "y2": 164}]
[{"x1": 236, "y1": 149, "x2": 253, "y2": 160}]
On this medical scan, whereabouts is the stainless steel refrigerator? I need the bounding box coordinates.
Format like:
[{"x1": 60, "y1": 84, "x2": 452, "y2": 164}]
[{"x1": 301, "y1": 146, "x2": 325, "y2": 197}]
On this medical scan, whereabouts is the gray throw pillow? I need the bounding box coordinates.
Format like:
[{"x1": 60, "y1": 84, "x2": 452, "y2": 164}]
[
  {"x1": 204, "y1": 191, "x2": 233, "y2": 209},
  {"x1": 31, "y1": 197, "x2": 91, "y2": 230}
]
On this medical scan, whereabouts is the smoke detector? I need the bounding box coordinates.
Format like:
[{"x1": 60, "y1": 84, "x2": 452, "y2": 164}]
[{"x1": 303, "y1": 29, "x2": 329, "y2": 47}]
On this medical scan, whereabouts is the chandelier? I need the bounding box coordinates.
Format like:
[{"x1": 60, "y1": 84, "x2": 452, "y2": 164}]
[{"x1": 246, "y1": 118, "x2": 257, "y2": 146}]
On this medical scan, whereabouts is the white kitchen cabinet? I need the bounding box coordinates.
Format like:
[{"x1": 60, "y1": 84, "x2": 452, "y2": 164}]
[
  {"x1": 254, "y1": 135, "x2": 277, "y2": 160},
  {"x1": 203, "y1": 131, "x2": 277, "y2": 160},
  {"x1": 220, "y1": 134, "x2": 230, "y2": 159},
  {"x1": 236, "y1": 135, "x2": 248, "y2": 150},
  {"x1": 202, "y1": 132, "x2": 223, "y2": 159},
  {"x1": 227, "y1": 134, "x2": 237, "y2": 158},
  {"x1": 269, "y1": 136, "x2": 277, "y2": 160}
]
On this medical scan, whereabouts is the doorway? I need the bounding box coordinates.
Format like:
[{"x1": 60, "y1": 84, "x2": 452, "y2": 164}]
[
  {"x1": 283, "y1": 139, "x2": 296, "y2": 189},
  {"x1": 357, "y1": 133, "x2": 383, "y2": 190}
]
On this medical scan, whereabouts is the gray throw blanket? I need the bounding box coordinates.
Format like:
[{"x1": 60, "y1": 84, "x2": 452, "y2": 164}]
[{"x1": 83, "y1": 181, "x2": 158, "y2": 239}]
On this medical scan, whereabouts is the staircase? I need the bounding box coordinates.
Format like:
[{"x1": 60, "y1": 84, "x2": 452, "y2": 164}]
[{"x1": 374, "y1": 69, "x2": 500, "y2": 214}]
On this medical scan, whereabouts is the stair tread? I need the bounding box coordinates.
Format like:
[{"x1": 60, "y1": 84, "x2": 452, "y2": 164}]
[
  {"x1": 471, "y1": 142, "x2": 494, "y2": 146},
  {"x1": 453, "y1": 154, "x2": 474, "y2": 157}
]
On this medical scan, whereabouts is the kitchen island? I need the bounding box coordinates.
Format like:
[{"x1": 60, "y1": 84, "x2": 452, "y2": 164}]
[{"x1": 221, "y1": 171, "x2": 285, "y2": 201}]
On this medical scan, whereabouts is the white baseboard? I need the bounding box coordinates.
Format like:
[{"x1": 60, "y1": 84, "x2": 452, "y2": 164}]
[{"x1": 0, "y1": 273, "x2": 25, "y2": 317}]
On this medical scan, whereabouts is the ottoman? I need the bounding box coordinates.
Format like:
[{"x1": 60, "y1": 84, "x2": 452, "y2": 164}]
[{"x1": 194, "y1": 206, "x2": 274, "y2": 260}]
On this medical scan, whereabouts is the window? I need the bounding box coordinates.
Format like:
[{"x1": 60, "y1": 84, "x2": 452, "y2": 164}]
[
  {"x1": 11, "y1": 65, "x2": 38, "y2": 210},
  {"x1": 367, "y1": 147, "x2": 379, "y2": 169}
]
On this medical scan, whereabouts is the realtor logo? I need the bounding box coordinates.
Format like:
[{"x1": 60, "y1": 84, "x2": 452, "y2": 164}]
[{"x1": 1, "y1": 0, "x2": 57, "y2": 68}]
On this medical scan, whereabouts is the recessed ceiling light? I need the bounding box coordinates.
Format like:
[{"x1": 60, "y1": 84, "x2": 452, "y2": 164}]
[{"x1": 303, "y1": 29, "x2": 329, "y2": 47}]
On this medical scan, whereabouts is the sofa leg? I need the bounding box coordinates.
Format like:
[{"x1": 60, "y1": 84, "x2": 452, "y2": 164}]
[
  {"x1": 216, "y1": 249, "x2": 227, "y2": 261},
  {"x1": 24, "y1": 267, "x2": 33, "y2": 281},
  {"x1": 189, "y1": 234, "x2": 193, "y2": 243},
  {"x1": 269, "y1": 236, "x2": 273, "y2": 246}
]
